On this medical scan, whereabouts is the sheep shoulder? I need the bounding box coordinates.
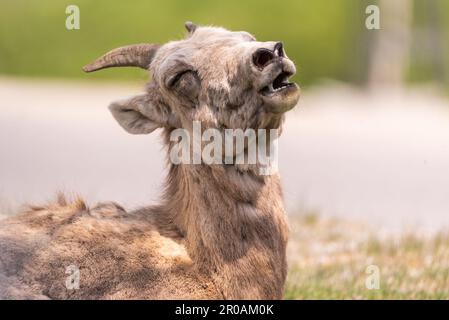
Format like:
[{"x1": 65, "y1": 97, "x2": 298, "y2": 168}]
[{"x1": 0, "y1": 196, "x2": 218, "y2": 299}]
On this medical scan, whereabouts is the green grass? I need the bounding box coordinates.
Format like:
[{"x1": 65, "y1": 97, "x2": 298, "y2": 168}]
[
  {"x1": 285, "y1": 215, "x2": 449, "y2": 299},
  {"x1": 1, "y1": 1, "x2": 447, "y2": 89},
  {"x1": 0, "y1": 0, "x2": 366, "y2": 85}
]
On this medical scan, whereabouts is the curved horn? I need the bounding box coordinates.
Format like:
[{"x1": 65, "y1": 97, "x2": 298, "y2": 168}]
[
  {"x1": 83, "y1": 43, "x2": 160, "y2": 73},
  {"x1": 185, "y1": 21, "x2": 197, "y2": 34}
]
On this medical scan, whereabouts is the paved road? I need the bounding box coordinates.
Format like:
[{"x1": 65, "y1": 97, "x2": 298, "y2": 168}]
[{"x1": 1, "y1": 78, "x2": 449, "y2": 233}]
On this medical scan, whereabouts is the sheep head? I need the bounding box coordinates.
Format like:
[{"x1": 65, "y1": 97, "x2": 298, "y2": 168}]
[{"x1": 83, "y1": 22, "x2": 300, "y2": 135}]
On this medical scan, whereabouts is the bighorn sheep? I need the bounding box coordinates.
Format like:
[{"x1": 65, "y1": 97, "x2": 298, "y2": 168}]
[{"x1": 0, "y1": 22, "x2": 300, "y2": 299}]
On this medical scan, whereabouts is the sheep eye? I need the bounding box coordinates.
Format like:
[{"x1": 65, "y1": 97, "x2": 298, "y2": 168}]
[
  {"x1": 167, "y1": 70, "x2": 201, "y2": 102},
  {"x1": 168, "y1": 70, "x2": 192, "y2": 88}
]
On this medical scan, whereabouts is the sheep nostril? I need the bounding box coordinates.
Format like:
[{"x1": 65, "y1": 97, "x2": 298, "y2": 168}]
[
  {"x1": 253, "y1": 49, "x2": 275, "y2": 69},
  {"x1": 274, "y1": 42, "x2": 284, "y2": 57}
]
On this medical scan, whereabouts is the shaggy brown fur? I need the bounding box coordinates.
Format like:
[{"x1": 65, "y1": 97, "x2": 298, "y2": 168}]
[
  {"x1": 0, "y1": 23, "x2": 300, "y2": 299},
  {"x1": 0, "y1": 195, "x2": 218, "y2": 299}
]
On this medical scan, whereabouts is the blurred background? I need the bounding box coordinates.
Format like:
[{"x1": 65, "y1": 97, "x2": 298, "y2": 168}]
[{"x1": 1, "y1": 0, "x2": 449, "y2": 233}]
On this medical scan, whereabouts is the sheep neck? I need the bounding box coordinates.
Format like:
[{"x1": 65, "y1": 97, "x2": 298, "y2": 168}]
[{"x1": 161, "y1": 161, "x2": 289, "y2": 299}]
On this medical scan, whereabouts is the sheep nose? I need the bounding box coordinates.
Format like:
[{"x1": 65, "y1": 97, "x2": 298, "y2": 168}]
[
  {"x1": 252, "y1": 42, "x2": 284, "y2": 69},
  {"x1": 274, "y1": 42, "x2": 285, "y2": 57}
]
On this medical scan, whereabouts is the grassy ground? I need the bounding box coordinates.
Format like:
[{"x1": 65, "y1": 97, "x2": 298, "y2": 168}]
[{"x1": 286, "y1": 213, "x2": 449, "y2": 299}]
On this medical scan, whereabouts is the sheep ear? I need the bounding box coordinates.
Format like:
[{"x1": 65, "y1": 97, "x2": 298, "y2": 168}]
[{"x1": 109, "y1": 90, "x2": 179, "y2": 135}]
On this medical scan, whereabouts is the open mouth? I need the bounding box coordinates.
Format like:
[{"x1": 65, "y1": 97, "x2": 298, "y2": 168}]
[{"x1": 260, "y1": 71, "x2": 295, "y2": 96}]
